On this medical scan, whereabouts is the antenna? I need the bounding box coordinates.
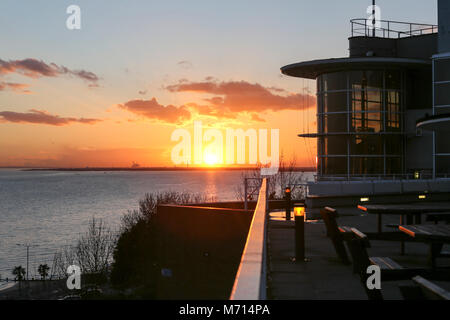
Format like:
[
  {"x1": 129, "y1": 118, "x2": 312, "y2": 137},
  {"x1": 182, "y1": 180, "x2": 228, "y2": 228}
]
[{"x1": 372, "y1": 0, "x2": 376, "y2": 37}]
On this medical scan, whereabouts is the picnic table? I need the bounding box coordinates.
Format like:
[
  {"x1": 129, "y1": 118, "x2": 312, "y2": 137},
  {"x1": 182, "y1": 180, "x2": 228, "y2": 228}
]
[
  {"x1": 399, "y1": 225, "x2": 450, "y2": 268},
  {"x1": 358, "y1": 203, "x2": 450, "y2": 234}
]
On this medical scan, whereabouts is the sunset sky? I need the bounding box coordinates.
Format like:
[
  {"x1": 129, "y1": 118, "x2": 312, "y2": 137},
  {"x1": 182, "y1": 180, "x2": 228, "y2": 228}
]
[{"x1": 0, "y1": 0, "x2": 436, "y2": 167}]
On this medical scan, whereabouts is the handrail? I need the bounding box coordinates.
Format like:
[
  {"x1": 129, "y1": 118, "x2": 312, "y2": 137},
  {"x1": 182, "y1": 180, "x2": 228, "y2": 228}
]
[
  {"x1": 230, "y1": 178, "x2": 268, "y2": 300},
  {"x1": 350, "y1": 18, "x2": 437, "y2": 39}
]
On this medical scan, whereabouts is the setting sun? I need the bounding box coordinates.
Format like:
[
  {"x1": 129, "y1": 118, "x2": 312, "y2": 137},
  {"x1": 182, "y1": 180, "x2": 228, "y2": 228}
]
[{"x1": 203, "y1": 153, "x2": 219, "y2": 166}]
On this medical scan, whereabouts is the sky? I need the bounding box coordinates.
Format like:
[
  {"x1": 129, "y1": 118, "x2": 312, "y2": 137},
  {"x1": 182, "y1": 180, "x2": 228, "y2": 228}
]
[{"x1": 0, "y1": 0, "x2": 438, "y2": 167}]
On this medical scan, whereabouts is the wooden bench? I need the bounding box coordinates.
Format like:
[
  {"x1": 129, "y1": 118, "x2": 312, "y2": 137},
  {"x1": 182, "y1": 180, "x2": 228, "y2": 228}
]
[
  {"x1": 320, "y1": 207, "x2": 411, "y2": 265},
  {"x1": 320, "y1": 207, "x2": 352, "y2": 264},
  {"x1": 346, "y1": 229, "x2": 434, "y2": 300},
  {"x1": 426, "y1": 212, "x2": 450, "y2": 224},
  {"x1": 400, "y1": 276, "x2": 450, "y2": 300}
]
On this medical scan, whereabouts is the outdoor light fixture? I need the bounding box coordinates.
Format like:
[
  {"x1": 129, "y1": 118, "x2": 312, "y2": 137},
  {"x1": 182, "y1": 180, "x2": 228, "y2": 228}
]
[
  {"x1": 294, "y1": 205, "x2": 305, "y2": 261},
  {"x1": 285, "y1": 187, "x2": 292, "y2": 221},
  {"x1": 414, "y1": 171, "x2": 420, "y2": 179},
  {"x1": 360, "y1": 197, "x2": 370, "y2": 202},
  {"x1": 418, "y1": 194, "x2": 426, "y2": 199},
  {"x1": 294, "y1": 206, "x2": 305, "y2": 221}
]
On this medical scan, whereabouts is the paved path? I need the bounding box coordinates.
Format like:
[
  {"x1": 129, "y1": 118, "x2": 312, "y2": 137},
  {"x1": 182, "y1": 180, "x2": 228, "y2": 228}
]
[{"x1": 266, "y1": 210, "x2": 450, "y2": 300}]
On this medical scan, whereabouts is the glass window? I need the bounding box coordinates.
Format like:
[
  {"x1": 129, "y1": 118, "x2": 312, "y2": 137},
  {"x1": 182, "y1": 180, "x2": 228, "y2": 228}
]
[
  {"x1": 323, "y1": 157, "x2": 347, "y2": 175},
  {"x1": 434, "y1": 59, "x2": 450, "y2": 82},
  {"x1": 323, "y1": 114, "x2": 347, "y2": 133},
  {"x1": 436, "y1": 132, "x2": 450, "y2": 154},
  {"x1": 322, "y1": 72, "x2": 347, "y2": 91},
  {"x1": 350, "y1": 70, "x2": 383, "y2": 90},
  {"x1": 323, "y1": 92, "x2": 348, "y2": 113},
  {"x1": 386, "y1": 70, "x2": 401, "y2": 90},
  {"x1": 385, "y1": 136, "x2": 403, "y2": 155},
  {"x1": 386, "y1": 157, "x2": 402, "y2": 174},
  {"x1": 436, "y1": 156, "x2": 450, "y2": 175},
  {"x1": 324, "y1": 136, "x2": 347, "y2": 155},
  {"x1": 435, "y1": 82, "x2": 450, "y2": 106},
  {"x1": 350, "y1": 157, "x2": 384, "y2": 175},
  {"x1": 350, "y1": 135, "x2": 383, "y2": 155}
]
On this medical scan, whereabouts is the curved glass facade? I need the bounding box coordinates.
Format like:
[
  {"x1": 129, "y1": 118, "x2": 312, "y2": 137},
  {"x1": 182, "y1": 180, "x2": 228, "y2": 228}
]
[{"x1": 317, "y1": 70, "x2": 404, "y2": 177}]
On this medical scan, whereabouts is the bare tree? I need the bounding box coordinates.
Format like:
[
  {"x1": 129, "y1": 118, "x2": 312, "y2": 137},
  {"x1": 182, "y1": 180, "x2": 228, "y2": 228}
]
[
  {"x1": 75, "y1": 218, "x2": 117, "y2": 275},
  {"x1": 52, "y1": 218, "x2": 117, "y2": 278}
]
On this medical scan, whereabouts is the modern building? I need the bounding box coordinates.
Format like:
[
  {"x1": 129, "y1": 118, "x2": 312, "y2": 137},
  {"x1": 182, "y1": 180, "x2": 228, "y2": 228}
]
[{"x1": 281, "y1": 0, "x2": 450, "y2": 211}]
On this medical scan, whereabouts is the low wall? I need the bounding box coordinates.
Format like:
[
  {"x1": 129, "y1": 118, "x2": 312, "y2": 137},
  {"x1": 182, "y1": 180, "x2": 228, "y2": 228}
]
[{"x1": 155, "y1": 204, "x2": 253, "y2": 299}]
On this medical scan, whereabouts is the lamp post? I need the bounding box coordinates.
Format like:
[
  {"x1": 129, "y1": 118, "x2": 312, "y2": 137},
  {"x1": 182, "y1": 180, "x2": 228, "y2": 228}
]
[
  {"x1": 16, "y1": 243, "x2": 38, "y2": 281},
  {"x1": 294, "y1": 206, "x2": 305, "y2": 261},
  {"x1": 285, "y1": 187, "x2": 291, "y2": 221}
]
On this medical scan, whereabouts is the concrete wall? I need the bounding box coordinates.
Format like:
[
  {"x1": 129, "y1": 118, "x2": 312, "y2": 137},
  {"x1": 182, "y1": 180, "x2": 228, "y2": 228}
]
[
  {"x1": 349, "y1": 34, "x2": 437, "y2": 59},
  {"x1": 154, "y1": 204, "x2": 253, "y2": 299},
  {"x1": 405, "y1": 109, "x2": 433, "y2": 172},
  {"x1": 439, "y1": 0, "x2": 450, "y2": 53}
]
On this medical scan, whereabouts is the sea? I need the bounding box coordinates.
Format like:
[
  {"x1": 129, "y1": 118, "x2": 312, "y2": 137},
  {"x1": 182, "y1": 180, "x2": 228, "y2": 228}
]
[{"x1": 0, "y1": 169, "x2": 313, "y2": 280}]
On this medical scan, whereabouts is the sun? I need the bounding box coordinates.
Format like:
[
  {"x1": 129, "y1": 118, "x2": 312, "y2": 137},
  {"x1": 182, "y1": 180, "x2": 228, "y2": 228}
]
[{"x1": 204, "y1": 153, "x2": 219, "y2": 166}]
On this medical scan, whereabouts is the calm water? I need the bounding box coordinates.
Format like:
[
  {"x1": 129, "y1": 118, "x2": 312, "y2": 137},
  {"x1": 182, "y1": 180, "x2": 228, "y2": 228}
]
[{"x1": 0, "y1": 169, "x2": 313, "y2": 279}]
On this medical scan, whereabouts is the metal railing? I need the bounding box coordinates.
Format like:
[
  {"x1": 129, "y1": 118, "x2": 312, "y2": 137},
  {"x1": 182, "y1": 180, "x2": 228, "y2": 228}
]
[
  {"x1": 351, "y1": 19, "x2": 437, "y2": 39},
  {"x1": 315, "y1": 173, "x2": 450, "y2": 182},
  {"x1": 230, "y1": 178, "x2": 268, "y2": 300}
]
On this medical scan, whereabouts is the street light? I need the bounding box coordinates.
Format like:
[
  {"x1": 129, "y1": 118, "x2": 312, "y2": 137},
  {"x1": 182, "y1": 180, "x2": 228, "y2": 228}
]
[
  {"x1": 294, "y1": 206, "x2": 306, "y2": 261},
  {"x1": 16, "y1": 243, "x2": 38, "y2": 281},
  {"x1": 285, "y1": 187, "x2": 291, "y2": 221}
]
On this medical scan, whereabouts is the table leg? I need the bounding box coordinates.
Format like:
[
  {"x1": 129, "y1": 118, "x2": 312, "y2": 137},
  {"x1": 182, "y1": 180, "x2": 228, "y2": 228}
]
[
  {"x1": 429, "y1": 242, "x2": 443, "y2": 269},
  {"x1": 400, "y1": 214, "x2": 405, "y2": 255},
  {"x1": 377, "y1": 214, "x2": 382, "y2": 234},
  {"x1": 406, "y1": 214, "x2": 413, "y2": 225},
  {"x1": 414, "y1": 214, "x2": 422, "y2": 224}
]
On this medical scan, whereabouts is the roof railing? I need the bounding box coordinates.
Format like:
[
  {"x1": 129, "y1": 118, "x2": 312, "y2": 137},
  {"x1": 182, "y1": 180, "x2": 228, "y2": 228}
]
[{"x1": 351, "y1": 19, "x2": 438, "y2": 39}]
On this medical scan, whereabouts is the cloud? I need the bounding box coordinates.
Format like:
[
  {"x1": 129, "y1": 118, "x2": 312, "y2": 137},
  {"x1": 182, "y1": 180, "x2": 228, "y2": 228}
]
[
  {"x1": 165, "y1": 79, "x2": 315, "y2": 113},
  {"x1": 177, "y1": 60, "x2": 193, "y2": 69},
  {"x1": 0, "y1": 58, "x2": 99, "y2": 85},
  {"x1": 118, "y1": 98, "x2": 191, "y2": 125},
  {"x1": 0, "y1": 109, "x2": 101, "y2": 126},
  {"x1": 0, "y1": 81, "x2": 31, "y2": 94},
  {"x1": 119, "y1": 79, "x2": 315, "y2": 125}
]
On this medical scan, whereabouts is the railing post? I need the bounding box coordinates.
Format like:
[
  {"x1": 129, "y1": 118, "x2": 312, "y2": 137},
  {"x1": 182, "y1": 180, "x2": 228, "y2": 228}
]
[
  {"x1": 285, "y1": 187, "x2": 291, "y2": 221},
  {"x1": 244, "y1": 178, "x2": 248, "y2": 211}
]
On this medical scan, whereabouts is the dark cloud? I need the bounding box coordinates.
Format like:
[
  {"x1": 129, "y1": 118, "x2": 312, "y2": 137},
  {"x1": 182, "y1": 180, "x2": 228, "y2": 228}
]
[
  {"x1": 118, "y1": 98, "x2": 191, "y2": 125},
  {"x1": 0, "y1": 58, "x2": 99, "y2": 85},
  {"x1": 0, "y1": 109, "x2": 101, "y2": 126}
]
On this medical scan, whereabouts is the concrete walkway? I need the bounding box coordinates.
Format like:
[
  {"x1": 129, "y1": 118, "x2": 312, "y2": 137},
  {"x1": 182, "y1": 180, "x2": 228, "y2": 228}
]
[{"x1": 267, "y1": 209, "x2": 450, "y2": 300}]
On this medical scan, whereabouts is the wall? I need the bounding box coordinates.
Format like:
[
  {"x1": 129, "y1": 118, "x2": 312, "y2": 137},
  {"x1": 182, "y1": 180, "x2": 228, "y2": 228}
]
[
  {"x1": 154, "y1": 204, "x2": 253, "y2": 299},
  {"x1": 439, "y1": 0, "x2": 450, "y2": 53}
]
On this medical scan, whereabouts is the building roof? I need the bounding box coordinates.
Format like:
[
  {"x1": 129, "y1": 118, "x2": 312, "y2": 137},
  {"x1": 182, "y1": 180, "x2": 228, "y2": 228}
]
[
  {"x1": 417, "y1": 114, "x2": 450, "y2": 132},
  {"x1": 281, "y1": 57, "x2": 431, "y2": 79}
]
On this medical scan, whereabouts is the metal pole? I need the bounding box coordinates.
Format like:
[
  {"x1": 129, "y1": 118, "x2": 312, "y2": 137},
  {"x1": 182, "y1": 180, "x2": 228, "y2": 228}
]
[
  {"x1": 372, "y1": 0, "x2": 376, "y2": 37},
  {"x1": 26, "y1": 246, "x2": 29, "y2": 281},
  {"x1": 244, "y1": 178, "x2": 248, "y2": 210},
  {"x1": 295, "y1": 209, "x2": 305, "y2": 261},
  {"x1": 285, "y1": 188, "x2": 291, "y2": 221}
]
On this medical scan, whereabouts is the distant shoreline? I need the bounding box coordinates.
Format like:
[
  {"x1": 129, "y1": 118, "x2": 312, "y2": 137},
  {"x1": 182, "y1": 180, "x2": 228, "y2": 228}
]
[{"x1": 16, "y1": 167, "x2": 316, "y2": 172}]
